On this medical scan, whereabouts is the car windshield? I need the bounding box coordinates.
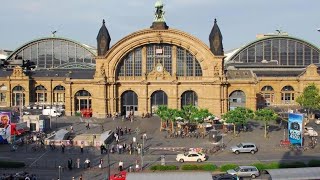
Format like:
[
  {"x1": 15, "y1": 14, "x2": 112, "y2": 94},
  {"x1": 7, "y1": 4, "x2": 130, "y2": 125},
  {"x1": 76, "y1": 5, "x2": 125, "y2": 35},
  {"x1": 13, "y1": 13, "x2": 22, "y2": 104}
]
[
  {"x1": 237, "y1": 143, "x2": 243, "y2": 148},
  {"x1": 234, "y1": 167, "x2": 241, "y2": 172},
  {"x1": 198, "y1": 153, "x2": 203, "y2": 156}
]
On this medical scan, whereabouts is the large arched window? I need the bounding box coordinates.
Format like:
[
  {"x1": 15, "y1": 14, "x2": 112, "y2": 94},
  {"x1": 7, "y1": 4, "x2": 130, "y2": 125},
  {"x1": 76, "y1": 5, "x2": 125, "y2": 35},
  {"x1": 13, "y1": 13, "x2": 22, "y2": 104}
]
[
  {"x1": 6, "y1": 37, "x2": 96, "y2": 69},
  {"x1": 177, "y1": 47, "x2": 202, "y2": 76},
  {"x1": 229, "y1": 90, "x2": 246, "y2": 110},
  {"x1": 228, "y1": 37, "x2": 320, "y2": 66},
  {"x1": 181, "y1": 91, "x2": 198, "y2": 108},
  {"x1": 281, "y1": 86, "x2": 295, "y2": 104},
  {"x1": 117, "y1": 48, "x2": 142, "y2": 77},
  {"x1": 53, "y1": 85, "x2": 65, "y2": 105},
  {"x1": 35, "y1": 85, "x2": 47, "y2": 104},
  {"x1": 12, "y1": 86, "x2": 25, "y2": 106},
  {"x1": 121, "y1": 91, "x2": 138, "y2": 116},
  {"x1": 75, "y1": 90, "x2": 91, "y2": 112},
  {"x1": 258, "y1": 86, "x2": 274, "y2": 108},
  {"x1": 147, "y1": 44, "x2": 172, "y2": 74},
  {"x1": 0, "y1": 85, "x2": 7, "y2": 106},
  {"x1": 151, "y1": 90, "x2": 168, "y2": 113}
]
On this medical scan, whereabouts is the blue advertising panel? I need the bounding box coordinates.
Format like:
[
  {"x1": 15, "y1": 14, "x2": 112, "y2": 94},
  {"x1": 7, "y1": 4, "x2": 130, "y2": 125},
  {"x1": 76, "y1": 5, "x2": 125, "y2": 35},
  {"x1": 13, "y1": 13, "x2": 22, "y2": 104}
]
[
  {"x1": 0, "y1": 112, "x2": 11, "y2": 144},
  {"x1": 288, "y1": 113, "x2": 303, "y2": 146}
]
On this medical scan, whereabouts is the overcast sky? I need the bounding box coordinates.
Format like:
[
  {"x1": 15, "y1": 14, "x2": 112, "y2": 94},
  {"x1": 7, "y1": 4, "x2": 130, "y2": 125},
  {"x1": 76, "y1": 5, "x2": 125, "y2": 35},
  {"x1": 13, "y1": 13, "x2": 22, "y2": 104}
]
[{"x1": 0, "y1": 0, "x2": 319, "y2": 52}]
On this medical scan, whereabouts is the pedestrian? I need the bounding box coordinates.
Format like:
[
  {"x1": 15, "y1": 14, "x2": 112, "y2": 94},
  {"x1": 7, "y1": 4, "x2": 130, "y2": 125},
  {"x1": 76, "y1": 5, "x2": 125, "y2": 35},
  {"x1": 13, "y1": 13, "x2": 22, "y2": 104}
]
[
  {"x1": 135, "y1": 161, "x2": 140, "y2": 172},
  {"x1": 119, "y1": 160, "x2": 123, "y2": 171},
  {"x1": 101, "y1": 124, "x2": 104, "y2": 132},
  {"x1": 80, "y1": 143, "x2": 84, "y2": 154},
  {"x1": 84, "y1": 158, "x2": 90, "y2": 169},
  {"x1": 143, "y1": 133, "x2": 147, "y2": 140},
  {"x1": 61, "y1": 142, "x2": 65, "y2": 153},
  {"x1": 79, "y1": 174, "x2": 83, "y2": 180},
  {"x1": 72, "y1": 177, "x2": 75, "y2": 180},
  {"x1": 70, "y1": 125, "x2": 74, "y2": 133},
  {"x1": 100, "y1": 144, "x2": 104, "y2": 154},
  {"x1": 68, "y1": 158, "x2": 73, "y2": 170},
  {"x1": 99, "y1": 158, "x2": 103, "y2": 168},
  {"x1": 77, "y1": 158, "x2": 80, "y2": 169},
  {"x1": 86, "y1": 122, "x2": 90, "y2": 130}
]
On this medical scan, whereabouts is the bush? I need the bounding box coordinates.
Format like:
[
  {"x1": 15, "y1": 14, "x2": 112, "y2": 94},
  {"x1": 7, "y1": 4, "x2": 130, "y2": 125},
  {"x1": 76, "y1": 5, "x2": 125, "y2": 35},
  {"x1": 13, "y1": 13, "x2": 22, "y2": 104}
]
[
  {"x1": 279, "y1": 161, "x2": 306, "y2": 168},
  {"x1": 308, "y1": 160, "x2": 320, "y2": 167},
  {"x1": 251, "y1": 162, "x2": 280, "y2": 171},
  {"x1": 219, "y1": 164, "x2": 238, "y2": 172},
  {"x1": 0, "y1": 161, "x2": 25, "y2": 168},
  {"x1": 150, "y1": 165, "x2": 178, "y2": 171},
  {"x1": 181, "y1": 164, "x2": 217, "y2": 171}
]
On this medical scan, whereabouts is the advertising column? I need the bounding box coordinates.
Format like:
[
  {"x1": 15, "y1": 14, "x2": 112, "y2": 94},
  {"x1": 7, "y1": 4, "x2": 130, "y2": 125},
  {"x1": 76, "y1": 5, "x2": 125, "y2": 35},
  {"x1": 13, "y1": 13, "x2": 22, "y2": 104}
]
[
  {"x1": 288, "y1": 113, "x2": 303, "y2": 146},
  {"x1": 0, "y1": 112, "x2": 11, "y2": 144}
]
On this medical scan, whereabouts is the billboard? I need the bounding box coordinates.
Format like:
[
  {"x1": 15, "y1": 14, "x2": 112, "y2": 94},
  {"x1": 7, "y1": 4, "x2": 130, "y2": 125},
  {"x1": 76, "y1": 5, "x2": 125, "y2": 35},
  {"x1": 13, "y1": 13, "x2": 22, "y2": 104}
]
[
  {"x1": 288, "y1": 113, "x2": 303, "y2": 146},
  {"x1": 0, "y1": 112, "x2": 11, "y2": 144}
]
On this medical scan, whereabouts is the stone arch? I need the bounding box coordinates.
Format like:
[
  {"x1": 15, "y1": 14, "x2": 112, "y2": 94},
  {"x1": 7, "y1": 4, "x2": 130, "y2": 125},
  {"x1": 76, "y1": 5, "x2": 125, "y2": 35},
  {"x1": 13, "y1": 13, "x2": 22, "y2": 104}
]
[
  {"x1": 104, "y1": 29, "x2": 217, "y2": 78},
  {"x1": 229, "y1": 90, "x2": 246, "y2": 110},
  {"x1": 74, "y1": 90, "x2": 92, "y2": 112},
  {"x1": 120, "y1": 90, "x2": 138, "y2": 116},
  {"x1": 180, "y1": 90, "x2": 198, "y2": 108},
  {"x1": 150, "y1": 90, "x2": 168, "y2": 113}
]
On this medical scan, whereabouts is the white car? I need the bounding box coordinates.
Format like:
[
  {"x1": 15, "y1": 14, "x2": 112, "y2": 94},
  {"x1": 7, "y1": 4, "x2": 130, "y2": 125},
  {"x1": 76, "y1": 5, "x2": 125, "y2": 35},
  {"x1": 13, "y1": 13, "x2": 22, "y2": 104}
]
[
  {"x1": 304, "y1": 127, "x2": 318, "y2": 137},
  {"x1": 315, "y1": 119, "x2": 320, "y2": 125},
  {"x1": 176, "y1": 151, "x2": 207, "y2": 163}
]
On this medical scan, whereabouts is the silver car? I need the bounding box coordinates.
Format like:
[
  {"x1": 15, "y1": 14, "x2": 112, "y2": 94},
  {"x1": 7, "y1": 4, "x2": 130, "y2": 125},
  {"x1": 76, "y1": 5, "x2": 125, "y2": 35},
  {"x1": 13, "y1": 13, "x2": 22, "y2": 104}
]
[
  {"x1": 227, "y1": 166, "x2": 260, "y2": 178},
  {"x1": 230, "y1": 142, "x2": 258, "y2": 154}
]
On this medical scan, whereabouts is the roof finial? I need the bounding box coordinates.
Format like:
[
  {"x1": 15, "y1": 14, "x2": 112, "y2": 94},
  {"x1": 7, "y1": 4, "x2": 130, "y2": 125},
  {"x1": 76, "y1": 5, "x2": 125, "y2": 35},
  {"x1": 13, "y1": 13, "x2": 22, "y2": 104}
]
[
  {"x1": 214, "y1": 18, "x2": 217, "y2": 24},
  {"x1": 102, "y1": 19, "x2": 105, "y2": 25}
]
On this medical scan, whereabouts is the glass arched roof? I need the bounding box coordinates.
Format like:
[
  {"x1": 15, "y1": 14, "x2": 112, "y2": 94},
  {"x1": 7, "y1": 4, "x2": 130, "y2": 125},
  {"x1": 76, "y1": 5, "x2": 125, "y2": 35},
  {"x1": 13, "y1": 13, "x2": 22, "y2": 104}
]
[
  {"x1": 6, "y1": 37, "x2": 97, "y2": 69},
  {"x1": 227, "y1": 36, "x2": 320, "y2": 67}
]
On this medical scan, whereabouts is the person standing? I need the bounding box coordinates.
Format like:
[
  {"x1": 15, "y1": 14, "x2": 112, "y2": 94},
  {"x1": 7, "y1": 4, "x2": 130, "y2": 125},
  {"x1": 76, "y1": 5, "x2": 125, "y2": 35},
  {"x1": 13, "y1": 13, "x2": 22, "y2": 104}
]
[
  {"x1": 119, "y1": 160, "x2": 123, "y2": 171},
  {"x1": 70, "y1": 125, "x2": 74, "y2": 133},
  {"x1": 79, "y1": 174, "x2": 83, "y2": 180},
  {"x1": 135, "y1": 161, "x2": 140, "y2": 172},
  {"x1": 61, "y1": 142, "x2": 65, "y2": 153}
]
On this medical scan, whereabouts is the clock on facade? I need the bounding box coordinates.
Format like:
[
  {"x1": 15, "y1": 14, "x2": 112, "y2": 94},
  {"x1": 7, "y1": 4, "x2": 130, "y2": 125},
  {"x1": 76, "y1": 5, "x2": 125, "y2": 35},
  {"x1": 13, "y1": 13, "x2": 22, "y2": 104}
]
[{"x1": 156, "y1": 64, "x2": 163, "y2": 72}]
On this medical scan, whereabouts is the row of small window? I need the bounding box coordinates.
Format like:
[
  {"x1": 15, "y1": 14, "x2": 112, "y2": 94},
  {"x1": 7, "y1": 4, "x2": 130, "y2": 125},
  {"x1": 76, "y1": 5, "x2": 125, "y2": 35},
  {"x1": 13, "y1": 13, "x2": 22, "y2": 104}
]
[
  {"x1": 117, "y1": 45, "x2": 202, "y2": 77},
  {"x1": 230, "y1": 93, "x2": 294, "y2": 104},
  {"x1": 231, "y1": 39, "x2": 320, "y2": 66}
]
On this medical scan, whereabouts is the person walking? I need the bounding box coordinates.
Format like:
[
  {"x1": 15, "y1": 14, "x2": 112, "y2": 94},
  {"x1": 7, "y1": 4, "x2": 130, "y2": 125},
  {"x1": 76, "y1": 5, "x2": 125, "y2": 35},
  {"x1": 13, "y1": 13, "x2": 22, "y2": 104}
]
[
  {"x1": 84, "y1": 158, "x2": 90, "y2": 169},
  {"x1": 135, "y1": 160, "x2": 140, "y2": 172},
  {"x1": 118, "y1": 160, "x2": 123, "y2": 171},
  {"x1": 61, "y1": 142, "x2": 65, "y2": 153},
  {"x1": 80, "y1": 143, "x2": 84, "y2": 154},
  {"x1": 70, "y1": 125, "x2": 74, "y2": 133},
  {"x1": 99, "y1": 158, "x2": 103, "y2": 168},
  {"x1": 79, "y1": 175, "x2": 83, "y2": 180}
]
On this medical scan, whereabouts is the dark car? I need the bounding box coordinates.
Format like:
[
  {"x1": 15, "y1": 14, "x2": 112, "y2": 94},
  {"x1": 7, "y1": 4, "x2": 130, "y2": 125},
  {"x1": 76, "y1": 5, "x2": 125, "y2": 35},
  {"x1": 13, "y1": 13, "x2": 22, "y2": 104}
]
[{"x1": 213, "y1": 174, "x2": 239, "y2": 180}]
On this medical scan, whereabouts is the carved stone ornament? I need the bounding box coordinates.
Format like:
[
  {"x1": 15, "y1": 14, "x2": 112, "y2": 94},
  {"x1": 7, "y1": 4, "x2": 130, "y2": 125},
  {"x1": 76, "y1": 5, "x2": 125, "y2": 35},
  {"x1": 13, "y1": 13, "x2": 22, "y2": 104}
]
[
  {"x1": 147, "y1": 63, "x2": 172, "y2": 80},
  {"x1": 11, "y1": 66, "x2": 26, "y2": 77},
  {"x1": 94, "y1": 63, "x2": 106, "y2": 78},
  {"x1": 214, "y1": 63, "x2": 220, "y2": 76}
]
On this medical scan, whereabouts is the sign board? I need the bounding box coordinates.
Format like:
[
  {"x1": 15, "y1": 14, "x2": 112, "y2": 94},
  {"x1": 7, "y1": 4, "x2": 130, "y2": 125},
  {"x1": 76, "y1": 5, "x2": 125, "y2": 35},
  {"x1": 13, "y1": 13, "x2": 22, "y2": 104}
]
[
  {"x1": 288, "y1": 113, "x2": 303, "y2": 146},
  {"x1": 0, "y1": 112, "x2": 11, "y2": 144}
]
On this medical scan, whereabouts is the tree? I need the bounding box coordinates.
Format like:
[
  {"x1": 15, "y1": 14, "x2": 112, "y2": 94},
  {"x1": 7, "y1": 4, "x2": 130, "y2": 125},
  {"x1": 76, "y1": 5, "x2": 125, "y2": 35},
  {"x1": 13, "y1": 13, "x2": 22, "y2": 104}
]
[
  {"x1": 254, "y1": 108, "x2": 278, "y2": 138},
  {"x1": 156, "y1": 105, "x2": 183, "y2": 132},
  {"x1": 296, "y1": 83, "x2": 320, "y2": 117},
  {"x1": 222, "y1": 107, "x2": 254, "y2": 135}
]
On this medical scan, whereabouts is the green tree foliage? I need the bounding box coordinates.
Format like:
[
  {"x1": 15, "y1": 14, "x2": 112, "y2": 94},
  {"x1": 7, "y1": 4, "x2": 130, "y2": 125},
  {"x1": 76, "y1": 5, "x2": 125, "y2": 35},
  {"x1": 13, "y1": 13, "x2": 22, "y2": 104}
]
[
  {"x1": 222, "y1": 107, "x2": 254, "y2": 135},
  {"x1": 296, "y1": 83, "x2": 320, "y2": 115},
  {"x1": 254, "y1": 108, "x2": 278, "y2": 138}
]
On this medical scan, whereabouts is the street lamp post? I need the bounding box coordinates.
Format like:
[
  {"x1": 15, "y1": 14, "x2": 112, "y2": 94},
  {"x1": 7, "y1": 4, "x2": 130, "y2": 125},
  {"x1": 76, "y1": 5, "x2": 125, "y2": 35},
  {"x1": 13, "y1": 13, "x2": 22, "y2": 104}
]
[
  {"x1": 58, "y1": 165, "x2": 61, "y2": 179},
  {"x1": 141, "y1": 135, "x2": 145, "y2": 171},
  {"x1": 107, "y1": 144, "x2": 110, "y2": 180}
]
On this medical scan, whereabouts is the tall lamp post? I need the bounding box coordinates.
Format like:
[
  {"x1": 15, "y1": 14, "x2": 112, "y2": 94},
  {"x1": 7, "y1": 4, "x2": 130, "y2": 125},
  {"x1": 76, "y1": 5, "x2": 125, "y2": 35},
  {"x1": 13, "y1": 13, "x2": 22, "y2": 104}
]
[
  {"x1": 141, "y1": 135, "x2": 145, "y2": 171},
  {"x1": 58, "y1": 165, "x2": 61, "y2": 179},
  {"x1": 107, "y1": 144, "x2": 110, "y2": 180}
]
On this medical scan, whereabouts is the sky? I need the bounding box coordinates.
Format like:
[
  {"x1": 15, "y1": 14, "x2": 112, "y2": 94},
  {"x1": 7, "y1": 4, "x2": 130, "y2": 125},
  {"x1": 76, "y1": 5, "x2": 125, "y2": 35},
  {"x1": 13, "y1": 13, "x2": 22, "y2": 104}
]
[{"x1": 0, "y1": 0, "x2": 319, "y2": 52}]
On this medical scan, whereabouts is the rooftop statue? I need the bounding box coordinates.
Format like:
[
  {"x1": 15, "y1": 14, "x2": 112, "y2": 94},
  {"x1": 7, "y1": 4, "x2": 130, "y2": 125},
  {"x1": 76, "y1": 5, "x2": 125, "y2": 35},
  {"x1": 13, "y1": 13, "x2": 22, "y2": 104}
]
[{"x1": 154, "y1": 0, "x2": 165, "y2": 22}]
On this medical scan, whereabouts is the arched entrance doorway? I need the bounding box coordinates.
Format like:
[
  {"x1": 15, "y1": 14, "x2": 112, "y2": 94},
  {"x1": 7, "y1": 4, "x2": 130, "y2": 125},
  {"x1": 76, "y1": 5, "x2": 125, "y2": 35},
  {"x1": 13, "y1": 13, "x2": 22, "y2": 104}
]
[
  {"x1": 181, "y1": 90, "x2": 198, "y2": 108},
  {"x1": 151, "y1": 90, "x2": 168, "y2": 113},
  {"x1": 121, "y1": 90, "x2": 138, "y2": 116},
  {"x1": 75, "y1": 90, "x2": 91, "y2": 112},
  {"x1": 229, "y1": 90, "x2": 246, "y2": 110}
]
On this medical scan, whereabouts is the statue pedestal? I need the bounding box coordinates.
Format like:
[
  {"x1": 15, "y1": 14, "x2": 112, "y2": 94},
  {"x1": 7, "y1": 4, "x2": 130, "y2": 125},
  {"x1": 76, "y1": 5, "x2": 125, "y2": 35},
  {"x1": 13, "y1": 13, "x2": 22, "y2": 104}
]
[{"x1": 150, "y1": 22, "x2": 169, "y2": 30}]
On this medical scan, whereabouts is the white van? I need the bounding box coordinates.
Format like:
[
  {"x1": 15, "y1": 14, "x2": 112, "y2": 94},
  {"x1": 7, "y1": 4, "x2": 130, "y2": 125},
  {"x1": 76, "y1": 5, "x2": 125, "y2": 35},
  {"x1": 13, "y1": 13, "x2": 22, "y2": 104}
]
[{"x1": 42, "y1": 109, "x2": 61, "y2": 117}]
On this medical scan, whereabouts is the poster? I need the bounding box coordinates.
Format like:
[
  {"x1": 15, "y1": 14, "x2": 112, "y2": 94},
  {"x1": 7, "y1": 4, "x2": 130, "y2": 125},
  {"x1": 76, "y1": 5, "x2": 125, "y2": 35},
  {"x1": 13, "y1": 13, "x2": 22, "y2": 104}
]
[
  {"x1": 288, "y1": 113, "x2": 303, "y2": 146},
  {"x1": 0, "y1": 112, "x2": 11, "y2": 144}
]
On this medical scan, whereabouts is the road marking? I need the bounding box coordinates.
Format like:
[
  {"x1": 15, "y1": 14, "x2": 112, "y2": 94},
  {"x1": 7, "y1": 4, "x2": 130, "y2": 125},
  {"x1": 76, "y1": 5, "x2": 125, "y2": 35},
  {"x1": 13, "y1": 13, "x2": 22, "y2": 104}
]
[
  {"x1": 29, "y1": 151, "x2": 48, "y2": 167},
  {"x1": 0, "y1": 157, "x2": 10, "y2": 159}
]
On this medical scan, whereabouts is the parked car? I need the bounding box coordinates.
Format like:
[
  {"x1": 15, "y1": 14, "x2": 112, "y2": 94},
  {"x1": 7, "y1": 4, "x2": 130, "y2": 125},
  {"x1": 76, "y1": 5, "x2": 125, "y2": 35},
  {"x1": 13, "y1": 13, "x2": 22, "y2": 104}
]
[
  {"x1": 212, "y1": 173, "x2": 239, "y2": 180},
  {"x1": 304, "y1": 127, "x2": 318, "y2": 137},
  {"x1": 176, "y1": 151, "x2": 207, "y2": 163},
  {"x1": 230, "y1": 142, "x2": 258, "y2": 154},
  {"x1": 227, "y1": 166, "x2": 260, "y2": 178},
  {"x1": 315, "y1": 119, "x2": 320, "y2": 125}
]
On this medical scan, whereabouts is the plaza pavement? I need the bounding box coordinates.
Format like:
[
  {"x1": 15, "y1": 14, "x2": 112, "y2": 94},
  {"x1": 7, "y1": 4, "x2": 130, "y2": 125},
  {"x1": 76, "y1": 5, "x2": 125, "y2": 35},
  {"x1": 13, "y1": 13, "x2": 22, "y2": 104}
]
[{"x1": 1, "y1": 115, "x2": 320, "y2": 179}]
